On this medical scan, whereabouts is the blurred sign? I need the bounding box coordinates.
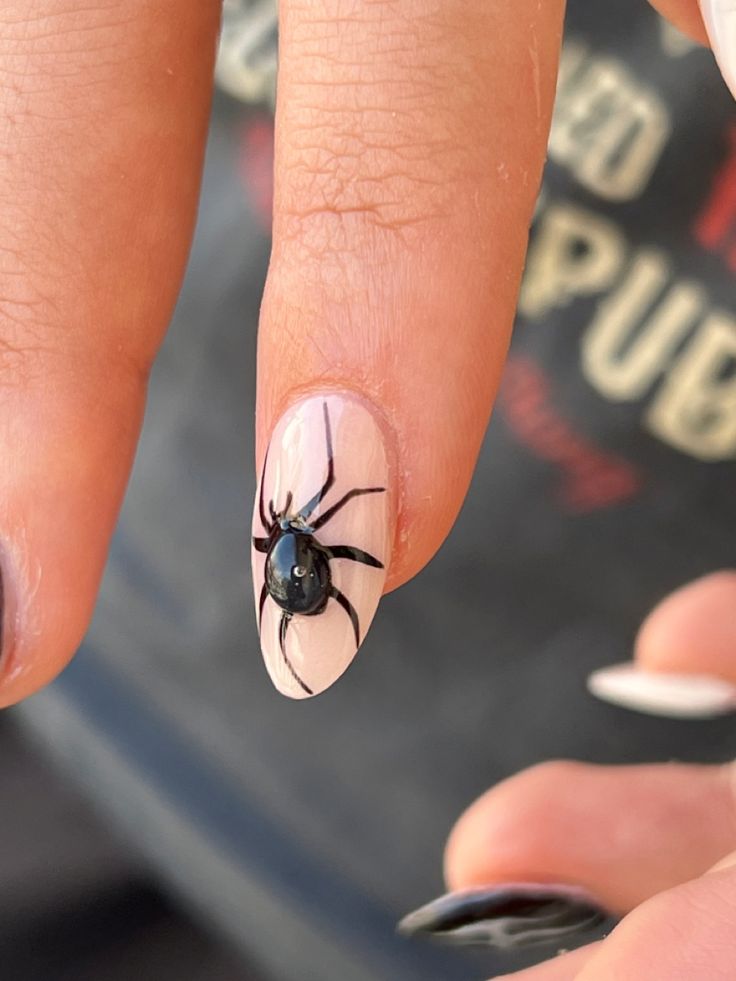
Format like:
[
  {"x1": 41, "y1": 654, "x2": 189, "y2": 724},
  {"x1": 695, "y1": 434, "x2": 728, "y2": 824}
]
[{"x1": 216, "y1": 0, "x2": 278, "y2": 106}]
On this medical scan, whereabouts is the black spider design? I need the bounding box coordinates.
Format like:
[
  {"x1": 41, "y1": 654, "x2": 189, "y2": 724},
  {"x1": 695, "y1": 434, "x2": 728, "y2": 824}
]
[{"x1": 253, "y1": 402, "x2": 386, "y2": 695}]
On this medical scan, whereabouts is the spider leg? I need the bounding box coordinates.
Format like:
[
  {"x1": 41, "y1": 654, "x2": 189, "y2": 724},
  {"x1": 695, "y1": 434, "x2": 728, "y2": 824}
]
[
  {"x1": 324, "y1": 545, "x2": 383, "y2": 569},
  {"x1": 311, "y1": 486, "x2": 385, "y2": 532},
  {"x1": 279, "y1": 613, "x2": 314, "y2": 696},
  {"x1": 252, "y1": 536, "x2": 270, "y2": 553},
  {"x1": 296, "y1": 402, "x2": 335, "y2": 521},
  {"x1": 258, "y1": 582, "x2": 268, "y2": 628},
  {"x1": 329, "y1": 585, "x2": 361, "y2": 648},
  {"x1": 258, "y1": 449, "x2": 272, "y2": 533}
]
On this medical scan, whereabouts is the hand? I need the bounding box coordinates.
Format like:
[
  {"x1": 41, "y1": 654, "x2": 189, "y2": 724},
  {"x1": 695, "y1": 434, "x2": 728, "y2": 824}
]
[
  {"x1": 0, "y1": 2, "x2": 726, "y2": 710},
  {"x1": 400, "y1": 571, "x2": 736, "y2": 978}
]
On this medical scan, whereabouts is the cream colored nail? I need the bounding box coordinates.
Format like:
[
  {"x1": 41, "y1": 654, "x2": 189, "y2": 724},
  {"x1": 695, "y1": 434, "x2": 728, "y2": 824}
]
[
  {"x1": 700, "y1": 0, "x2": 736, "y2": 99},
  {"x1": 587, "y1": 662, "x2": 736, "y2": 719},
  {"x1": 251, "y1": 393, "x2": 393, "y2": 699}
]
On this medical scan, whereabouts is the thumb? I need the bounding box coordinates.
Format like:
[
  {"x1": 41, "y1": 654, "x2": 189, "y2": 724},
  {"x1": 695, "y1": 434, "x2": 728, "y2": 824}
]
[{"x1": 574, "y1": 856, "x2": 736, "y2": 980}]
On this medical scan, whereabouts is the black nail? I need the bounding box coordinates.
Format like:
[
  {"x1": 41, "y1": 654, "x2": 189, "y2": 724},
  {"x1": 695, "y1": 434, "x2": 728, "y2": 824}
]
[{"x1": 397, "y1": 884, "x2": 610, "y2": 950}]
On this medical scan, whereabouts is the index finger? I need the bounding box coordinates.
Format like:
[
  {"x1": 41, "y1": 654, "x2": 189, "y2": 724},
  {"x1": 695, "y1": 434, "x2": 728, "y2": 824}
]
[{"x1": 252, "y1": 0, "x2": 566, "y2": 697}]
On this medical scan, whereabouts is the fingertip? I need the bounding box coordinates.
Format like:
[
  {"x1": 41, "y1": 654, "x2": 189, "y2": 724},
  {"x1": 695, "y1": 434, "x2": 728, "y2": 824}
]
[
  {"x1": 444, "y1": 761, "x2": 736, "y2": 913},
  {"x1": 444, "y1": 761, "x2": 590, "y2": 892},
  {"x1": 635, "y1": 571, "x2": 736, "y2": 682}
]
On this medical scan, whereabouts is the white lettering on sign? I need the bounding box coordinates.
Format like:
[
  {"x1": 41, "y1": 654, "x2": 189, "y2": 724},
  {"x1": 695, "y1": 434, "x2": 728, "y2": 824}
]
[
  {"x1": 583, "y1": 254, "x2": 706, "y2": 400},
  {"x1": 648, "y1": 314, "x2": 736, "y2": 459},
  {"x1": 520, "y1": 200, "x2": 736, "y2": 461},
  {"x1": 549, "y1": 41, "x2": 671, "y2": 201},
  {"x1": 519, "y1": 203, "x2": 625, "y2": 319}
]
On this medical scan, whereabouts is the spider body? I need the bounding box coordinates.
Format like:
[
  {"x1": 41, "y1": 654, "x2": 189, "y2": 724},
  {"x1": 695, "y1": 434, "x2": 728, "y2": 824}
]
[
  {"x1": 264, "y1": 524, "x2": 331, "y2": 617},
  {"x1": 253, "y1": 402, "x2": 386, "y2": 695}
]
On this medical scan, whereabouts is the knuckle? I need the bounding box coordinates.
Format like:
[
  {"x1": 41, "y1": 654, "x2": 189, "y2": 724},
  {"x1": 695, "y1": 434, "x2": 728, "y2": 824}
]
[
  {"x1": 275, "y1": 6, "x2": 482, "y2": 258},
  {"x1": 0, "y1": 1, "x2": 136, "y2": 106},
  {"x1": 275, "y1": 120, "x2": 456, "y2": 265}
]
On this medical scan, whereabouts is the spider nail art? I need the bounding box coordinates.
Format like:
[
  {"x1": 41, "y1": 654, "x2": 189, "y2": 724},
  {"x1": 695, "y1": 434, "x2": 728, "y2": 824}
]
[{"x1": 251, "y1": 394, "x2": 392, "y2": 698}]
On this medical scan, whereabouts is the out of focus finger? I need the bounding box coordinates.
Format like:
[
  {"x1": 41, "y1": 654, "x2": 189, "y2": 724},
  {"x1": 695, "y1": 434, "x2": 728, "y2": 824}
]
[
  {"x1": 444, "y1": 761, "x2": 736, "y2": 913},
  {"x1": 649, "y1": 0, "x2": 736, "y2": 99},
  {"x1": 401, "y1": 760, "x2": 736, "y2": 958},
  {"x1": 589, "y1": 571, "x2": 736, "y2": 718},
  {"x1": 494, "y1": 944, "x2": 600, "y2": 980},
  {"x1": 574, "y1": 857, "x2": 736, "y2": 979},
  {"x1": 498, "y1": 855, "x2": 736, "y2": 978},
  {"x1": 400, "y1": 760, "x2": 736, "y2": 954}
]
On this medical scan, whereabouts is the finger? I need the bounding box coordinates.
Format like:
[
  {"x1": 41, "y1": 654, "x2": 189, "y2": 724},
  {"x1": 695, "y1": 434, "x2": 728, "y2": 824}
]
[
  {"x1": 650, "y1": 0, "x2": 736, "y2": 99},
  {"x1": 502, "y1": 856, "x2": 736, "y2": 979},
  {"x1": 574, "y1": 856, "x2": 736, "y2": 980},
  {"x1": 636, "y1": 571, "x2": 736, "y2": 680},
  {"x1": 0, "y1": 1, "x2": 220, "y2": 706},
  {"x1": 588, "y1": 571, "x2": 736, "y2": 718},
  {"x1": 495, "y1": 944, "x2": 600, "y2": 980},
  {"x1": 252, "y1": 0, "x2": 566, "y2": 697},
  {"x1": 443, "y1": 760, "x2": 736, "y2": 914}
]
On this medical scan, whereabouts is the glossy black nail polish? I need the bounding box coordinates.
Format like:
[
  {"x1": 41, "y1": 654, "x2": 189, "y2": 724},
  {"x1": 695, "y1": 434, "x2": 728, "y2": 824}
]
[{"x1": 397, "y1": 883, "x2": 610, "y2": 950}]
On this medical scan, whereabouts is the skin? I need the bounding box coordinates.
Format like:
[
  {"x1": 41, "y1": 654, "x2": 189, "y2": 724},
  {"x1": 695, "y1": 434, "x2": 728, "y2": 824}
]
[
  {"x1": 447, "y1": 575, "x2": 736, "y2": 979},
  {"x1": 0, "y1": 0, "x2": 733, "y2": 975}
]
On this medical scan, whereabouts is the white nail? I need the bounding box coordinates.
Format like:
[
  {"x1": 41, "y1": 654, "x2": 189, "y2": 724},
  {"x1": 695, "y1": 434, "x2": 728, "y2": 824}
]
[
  {"x1": 587, "y1": 663, "x2": 736, "y2": 719},
  {"x1": 700, "y1": 0, "x2": 736, "y2": 99}
]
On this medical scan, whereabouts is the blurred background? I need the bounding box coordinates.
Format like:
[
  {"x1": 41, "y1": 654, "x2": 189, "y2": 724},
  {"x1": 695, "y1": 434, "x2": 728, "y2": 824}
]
[{"x1": 3, "y1": 1, "x2": 736, "y2": 979}]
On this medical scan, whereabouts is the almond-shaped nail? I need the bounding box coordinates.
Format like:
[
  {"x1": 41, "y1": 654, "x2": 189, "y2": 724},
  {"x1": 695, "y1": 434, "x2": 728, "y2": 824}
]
[
  {"x1": 587, "y1": 662, "x2": 736, "y2": 719},
  {"x1": 251, "y1": 393, "x2": 393, "y2": 699},
  {"x1": 700, "y1": 1, "x2": 736, "y2": 99},
  {"x1": 398, "y1": 884, "x2": 609, "y2": 950}
]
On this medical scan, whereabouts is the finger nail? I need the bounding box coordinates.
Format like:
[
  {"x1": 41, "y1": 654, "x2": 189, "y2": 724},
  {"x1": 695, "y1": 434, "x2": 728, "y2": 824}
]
[
  {"x1": 251, "y1": 393, "x2": 393, "y2": 699},
  {"x1": 700, "y1": 1, "x2": 736, "y2": 99},
  {"x1": 397, "y1": 884, "x2": 609, "y2": 950},
  {"x1": 587, "y1": 662, "x2": 736, "y2": 719}
]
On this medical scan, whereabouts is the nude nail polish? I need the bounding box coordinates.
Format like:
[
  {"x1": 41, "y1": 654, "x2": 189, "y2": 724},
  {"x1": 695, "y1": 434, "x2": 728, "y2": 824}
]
[
  {"x1": 398, "y1": 884, "x2": 609, "y2": 950},
  {"x1": 700, "y1": 1, "x2": 736, "y2": 99},
  {"x1": 587, "y1": 662, "x2": 736, "y2": 719},
  {"x1": 251, "y1": 393, "x2": 393, "y2": 699}
]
